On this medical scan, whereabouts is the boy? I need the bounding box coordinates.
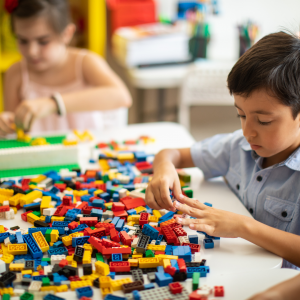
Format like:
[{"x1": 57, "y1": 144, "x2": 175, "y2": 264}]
[{"x1": 145, "y1": 31, "x2": 300, "y2": 269}]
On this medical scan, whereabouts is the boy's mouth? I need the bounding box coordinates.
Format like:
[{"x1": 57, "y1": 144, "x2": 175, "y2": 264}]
[{"x1": 250, "y1": 144, "x2": 262, "y2": 150}]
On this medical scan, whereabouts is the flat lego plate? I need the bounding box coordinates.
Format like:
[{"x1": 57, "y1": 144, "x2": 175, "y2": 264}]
[
  {"x1": 0, "y1": 163, "x2": 79, "y2": 178},
  {"x1": 0, "y1": 135, "x2": 66, "y2": 149}
]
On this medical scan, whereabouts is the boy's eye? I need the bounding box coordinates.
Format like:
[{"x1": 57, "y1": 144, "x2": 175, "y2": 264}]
[
  {"x1": 19, "y1": 39, "x2": 28, "y2": 45},
  {"x1": 39, "y1": 40, "x2": 49, "y2": 45},
  {"x1": 258, "y1": 120, "x2": 272, "y2": 125},
  {"x1": 237, "y1": 114, "x2": 246, "y2": 119}
]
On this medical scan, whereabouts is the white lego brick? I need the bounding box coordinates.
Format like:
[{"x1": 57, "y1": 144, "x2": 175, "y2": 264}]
[
  {"x1": 38, "y1": 178, "x2": 53, "y2": 189},
  {"x1": 75, "y1": 177, "x2": 84, "y2": 182},
  {"x1": 33, "y1": 198, "x2": 42, "y2": 203},
  {"x1": 51, "y1": 254, "x2": 66, "y2": 265},
  {"x1": 124, "y1": 225, "x2": 136, "y2": 231},
  {"x1": 131, "y1": 237, "x2": 139, "y2": 248},
  {"x1": 192, "y1": 252, "x2": 201, "y2": 262},
  {"x1": 59, "y1": 169, "x2": 77, "y2": 178},
  {"x1": 119, "y1": 188, "x2": 127, "y2": 199},
  {"x1": 14, "y1": 289, "x2": 26, "y2": 296},
  {"x1": 117, "y1": 174, "x2": 130, "y2": 184},
  {"x1": 20, "y1": 228, "x2": 27, "y2": 234},
  {"x1": 43, "y1": 208, "x2": 57, "y2": 216},
  {"x1": 131, "y1": 166, "x2": 141, "y2": 176},
  {"x1": 31, "y1": 291, "x2": 55, "y2": 300},
  {"x1": 44, "y1": 265, "x2": 53, "y2": 275},
  {"x1": 200, "y1": 285, "x2": 212, "y2": 295},
  {"x1": 0, "y1": 259, "x2": 6, "y2": 273},
  {"x1": 128, "y1": 230, "x2": 136, "y2": 237},
  {"x1": 28, "y1": 280, "x2": 42, "y2": 292},
  {"x1": 4, "y1": 237, "x2": 11, "y2": 245},
  {"x1": 15, "y1": 273, "x2": 23, "y2": 281},
  {"x1": 160, "y1": 242, "x2": 167, "y2": 246},
  {"x1": 150, "y1": 240, "x2": 156, "y2": 245},
  {"x1": 214, "y1": 239, "x2": 220, "y2": 247},
  {"x1": 3, "y1": 200, "x2": 9, "y2": 206},
  {"x1": 0, "y1": 212, "x2": 4, "y2": 218},
  {"x1": 178, "y1": 236, "x2": 189, "y2": 245},
  {"x1": 134, "y1": 183, "x2": 148, "y2": 189}
]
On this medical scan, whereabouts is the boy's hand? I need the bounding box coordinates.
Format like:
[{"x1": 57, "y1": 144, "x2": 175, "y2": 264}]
[
  {"x1": 0, "y1": 112, "x2": 16, "y2": 137},
  {"x1": 145, "y1": 161, "x2": 182, "y2": 211},
  {"x1": 15, "y1": 98, "x2": 57, "y2": 131},
  {"x1": 247, "y1": 290, "x2": 281, "y2": 300},
  {"x1": 173, "y1": 195, "x2": 250, "y2": 238}
]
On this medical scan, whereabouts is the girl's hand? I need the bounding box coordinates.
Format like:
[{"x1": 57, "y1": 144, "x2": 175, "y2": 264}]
[
  {"x1": 0, "y1": 111, "x2": 16, "y2": 137},
  {"x1": 173, "y1": 195, "x2": 250, "y2": 238},
  {"x1": 15, "y1": 98, "x2": 57, "y2": 131},
  {"x1": 145, "y1": 161, "x2": 182, "y2": 212}
]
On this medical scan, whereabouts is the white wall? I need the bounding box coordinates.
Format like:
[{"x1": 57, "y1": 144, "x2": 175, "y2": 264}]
[{"x1": 155, "y1": 0, "x2": 300, "y2": 61}]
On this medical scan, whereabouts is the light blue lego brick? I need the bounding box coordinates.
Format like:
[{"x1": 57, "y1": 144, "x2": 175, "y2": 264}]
[
  {"x1": 92, "y1": 199, "x2": 105, "y2": 209},
  {"x1": 90, "y1": 208, "x2": 103, "y2": 218},
  {"x1": 53, "y1": 241, "x2": 64, "y2": 248},
  {"x1": 132, "y1": 290, "x2": 141, "y2": 300},
  {"x1": 157, "y1": 266, "x2": 164, "y2": 273},
  {"x1": 155, "y1": 272, "x2": 173, "y2": 287},
  {"x1": 108, "y1": 272, "x2": 115, "y2": 279},
  {"x1": 159, "y1": 211, "x2": 175, "y2": 222},
  {"x1": 115, "y1": 219, "x2": 125, "y2": 232},
  {"x1": 72, "y1": 236, "x2": 90, "y2": 247},
  {"x1": 112, "y1": 217, "x2": 120, "y2": 226},
  {"x1": 170, "y1": 259, "x2": 179, "y2": 272},
  {"x1": 100, "y1": 192, "x2": 110, "y2": 202},
  {"x1": 144, "y1": 283, "x2": 155, "y2": 289},
  {"x1": 81, "y1": 195, "x2": 92, "y2": 202},
  {"x1": 47, "y1": 247, "x2": 68, "y2": 257},
  {"x1": 203, "y1": 202, "x2": 212, "y2": 207}
]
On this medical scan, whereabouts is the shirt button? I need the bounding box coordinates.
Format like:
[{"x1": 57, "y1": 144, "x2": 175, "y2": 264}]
[
  {"x1": 249, "y1": 208, "x2": 253, "y2": 214},
  {"x1": 256, "y1": 176, "x2": 263, "y2": 182},
  {"x1": 281, "y1": 211, "x2": 287, "y2": 218},
  {"x1": 236, "y1": 184, "x2": 240, "y2": 190}
]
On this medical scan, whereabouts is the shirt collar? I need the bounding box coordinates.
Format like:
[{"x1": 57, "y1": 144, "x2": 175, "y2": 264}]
[{"x1": 240, "y1": 137, "x2": 300, "y2": 171}]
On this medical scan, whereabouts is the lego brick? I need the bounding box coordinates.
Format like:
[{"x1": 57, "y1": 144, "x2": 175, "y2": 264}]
[
  {"x1": 109, "y1": 261, "x2": 130, "y2": 273},
  {"x1": 7, "y1": 243, "x2": 28, "y2": 255},
  {"x1": 32, "y1": 231, "x2": 49, "y2": 252},
  {"x1": 136, "y1": 235, "x2": 150, "y2": 253},
  {"x1": 122, "y1": 280, "x2": 144, "y2": 293},
  {"x1": 131, "y1": 269, "x2": 144, "y2": 283},
  {"x1": 22, "y1": 234, "x2": 43, "y2": 259}
]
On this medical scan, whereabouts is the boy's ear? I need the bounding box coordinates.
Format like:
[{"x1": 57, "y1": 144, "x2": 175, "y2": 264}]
[{"x1": 61, "y1": 23, "x2": 76, "y2": 45}]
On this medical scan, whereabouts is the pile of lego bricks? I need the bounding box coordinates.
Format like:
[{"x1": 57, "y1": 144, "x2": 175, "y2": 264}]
[{"x1": 0, "y1": 140, "x2": 224, "y2": 300}]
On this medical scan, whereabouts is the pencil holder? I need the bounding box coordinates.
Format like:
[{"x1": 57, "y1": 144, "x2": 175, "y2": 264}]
[{"x1": 189, "y1": 37, "x2": 209, "y2": 60}]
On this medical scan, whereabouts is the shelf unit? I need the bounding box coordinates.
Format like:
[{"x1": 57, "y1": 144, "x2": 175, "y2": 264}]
[{"x1": 0, "y1": 0, "x2": 106, "y2": 111}]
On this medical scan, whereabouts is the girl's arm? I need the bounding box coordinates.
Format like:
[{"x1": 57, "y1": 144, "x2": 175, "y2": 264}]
[{"x1": 174, "y1": 196, "x2": 300, "y2": 268}]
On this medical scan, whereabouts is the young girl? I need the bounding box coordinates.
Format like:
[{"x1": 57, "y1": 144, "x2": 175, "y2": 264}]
[
  {"x1": 146, "y1": 31, "x2": 300, "y2": 270},
  {"x1": 0, "y1": 0, "x2": 132, "y2": 136}
]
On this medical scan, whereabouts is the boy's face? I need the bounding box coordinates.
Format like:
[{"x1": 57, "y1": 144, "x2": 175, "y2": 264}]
[{"x1": 234, "y1": 89, "x2": 300, "y2": 165}]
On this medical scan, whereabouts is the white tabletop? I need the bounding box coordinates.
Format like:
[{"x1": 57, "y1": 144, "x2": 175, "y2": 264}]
[{"x1": 3, "y1": 122, "x2": 284, "y2": 299}]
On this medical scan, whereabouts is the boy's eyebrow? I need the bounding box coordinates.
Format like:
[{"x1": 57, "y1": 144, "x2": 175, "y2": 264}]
[
  {"x1": 16, "y1": 34, "x2": 51, "y2": 40},
  {"x1": 234, "y1": 103, "x2": 274, "y2": 115}
]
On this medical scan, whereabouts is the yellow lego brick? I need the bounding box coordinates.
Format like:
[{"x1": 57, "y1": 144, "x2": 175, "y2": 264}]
[
  {"x1": 1, "y1": 243, "x2": 8, "y2": 254},
  {"x1": 10, "y1": 207, "x2": 17, "y2": 214},
  {"x1": 0, "y1": 287, "x2": 14, "y2": 296},
  {"x1": 0, "y1": 226, "x2": 5, "y2": 233},
  {"x1": 127, "y1": 215, "x2": 140, "y2": 222},
  {"x1": 99, "y1": 159, "x2": 110, "y2": 171},
  {"x1": 9, "y1": 193, "x2": 23, "y2": 206},
  {"x1": 40, "y1": 286, "x2": 58, "y2": 293},
  {"x1": 136, "y1": 206, "x2": 147, "y2": 214},
  {"x1": 66, "y1": 255, "x2": 77, "y2": 268},
  {"x1": 27, "y1": 213, "x2": 40, "y2": 224},
  {"x1": 95, "y1": 180, "x2": 104, "y2": 185},
  {"x1": 30, "y1": 137, "x2": 48, "y2": 146},
  {"x1": 95, "y1": 261, "x2": 110, "y2": 276},
  {"x1": 32, "y1": 272, "x2": 39, "y2": 276},
  {"x1": 127, "y1": 221, "x2": 135, "y2": 226},
  {"x1": 153, "y1": 210, "x2": 162, "y2": 219},
  {"x1": 9, "y1": 263, "x2": 24, "y2": 271},
  {"x1": 40, "y1": 196, "x2": 51, "y2": 214},
  {"x1": 40, "y1": 216, "x2": 46, "y2": 222},
  {"x1": 62, "y1": 236, "x2": 72, "y2": 246},
  {"x1": 82, "y1": 250, "x2": 91, "y2": 264},
  {"x1": 99, "y1": 276, "x2": 112, "y2": 288},
  {"x1": 63, "y1": 139, "x2": 78, "y2": 146},
  {"x1": 51, "y1": 216, "x2": 65, "y2": 222},
  {"x1": 7, "y1": 243, "x2": 28, "y2": 255},
  {"x1": 32, "y1": 231, "x2": 49, "y2": 252},
  {"x1": 117, "y1": 153, "x2": 135, "y2": 160},
  {"x1": 20, "y1": 190, "x2": 42, "y2": 207},
  {"x1": 101, "y1": 287, "x2": 113, "y2": 296},
  {"x1": 155, "y1": 254, "x2": 178, "y2": 265},
  {"x1": 163, "y1": 259, "x2": 171, "y2": 269},
  {"x1": 0, "y1": 188, "x2": 14, "y2": 197},
  {"x1": 148, "y1": 215, "x2": 158, "y2": 222},
  {"x1": 22, "y1": 270, "x2": 32, "y2": 275},
  {"x1": 31, "y1": 175, "x2": 47, "y2": 183},
  {"x1": 94, "y1": 189, "x2": 104, "y2": 196},
  {"x1": 139, "y1": 257, "x2": 160, "y2": 268},
  {"x1": 70, "y1": 280, "x2": 92, "y2": 291},
  {"x1": 147, "y1": 244, "x2": 166, "y2": 251},
  {"x1": 0, "y1": 254, "x2": 14, "y2": 263},
  {"x1": 128, "y1": 259, "x2": 139, "y2": 267},
  {"x1": 50, "y1": 230, "x2": 59, "y2": 243},
  {"x1": 111, "y1": 278, "x2": 132, "y2": 291},
  {"x1": 83, "y1": 244, "x2": 93, "y2": 253},
  {"x1": 56, "y1": 285, "x2": 68, "y2": 293},
  {"x1": 80, "y1": 272, "x2": 99, "y2": 281},
  {"x1": 132, "y1": 254, "x2": 143, "y2": 259}
]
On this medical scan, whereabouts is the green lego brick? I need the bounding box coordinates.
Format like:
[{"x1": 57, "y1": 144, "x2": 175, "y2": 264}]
[
  {"x1": 145, "y1": 250, "x2": 155, "y2": 257},
  {"x1": 182, "y1": 187, "x2": 193, "y2": 198},
  {"x1": 106, "y1": 205, "x2": 112, "y2": 211},
  {"x1": 0, "y1": 135, "x2": 66, "y2": 149},
  {"x1": 2, "y1": 294, "x2": 11, "y2": 300},
  {"x1": 42, "y1": 257, "x2": 51, "y2": 262},
  {"x1": 192, "y1": 272, "x2": 200, "y2": 291},
  {"x1": 20, "y1": 292, "x2": 34, "y2": 300},
  {"x1": 32, "y1": 211, "x2": 41, "y2": 217},
  {"x1": 0, "y1": 164, "x2": 79, "y2": 178},
  {"x1": 45, "y1": 229, "x2": 52, "y2": 242},
  {"x1": 42, "y1": 277, "x2": 50, "y2": 286},
  {"x1": 102, "y1": 174, "x2": 109, "y2": 183},
  {"x1": 90, "y1": 227, "x2": 95, "y2": 230},
  {"x1": 96, "y1": 253, "x2": 104, "y2": 262}
]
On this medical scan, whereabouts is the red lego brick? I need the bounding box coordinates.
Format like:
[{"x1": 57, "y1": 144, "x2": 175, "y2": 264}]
[
  {"x1": 120, "y1": 231, "x2": 132, "y2": 246},
  {"x1": 85, "y1": 170, "x2": 97, "y2": 178},
  {"x1": 69, "y1": 276, "x2": 82, "y2": 282},
  {"x1": 21, "y1": 178, "x2": 31, "y2": 189},
  {"x1": 135, "y1": 161, "x2": 152, "y2": 171},
  {"x1": 120, "y1": 196, "x2": 146, "y2": 210},
  {"x1": 68, "y1": 221, "x2": 79, "y2": 230},
  {"x1": 177, "y1": 259, "x2": 187, "y2": 273},
  {"x1": 38, "y1": 270, "x2": 44, "y2": 275},
  {"x1": 80, "y1": 217, "x2": 98, "y2": 226},
  {"x1": 109, "y1": 261, "x2": 130, "y2": 272},
  {"x1": 173, "y1": 227, "x2": 187, "y2": 237},
  {"x1": 161, "y1": 226, "x2": 178, "y2": 244},
  {"x1": 112, "y1": 202, "x2": 125, "y2": 212},
  {"x1": 94, "y1": 182, "x2": 106, "y2": 191},
  {"x1": 165, "y1": 265, "x2": 176, "y2": 276},
  {"x1": 88, "y1": 236, "x2": 104, "y2": 252},
  {"x1": 113, "y1": 210, "x2": 128, "y2": 219},
  {"x1": 80, "y1": 297, "x2": 91, "y2": 300},
  {"x1": 139, "y1": 212, "x2": 149, "y2": 225},
  {"x1": 53, "y1": 206, "x2": 68, "y2": 217},
  {"x1": 62, "y1": 196, "x2": 73, "y2": 206},
  {"x1": 21, "y1": 210, "x2": 33, "y2": 222},
  {"x1": 189, "y1": 290, "x2": 202, "y2": 300},
  {"x1": 169, "y1": 282, "x2": 183, "y2": 294},
  {"x1": 214, "y1": 286, "x2": 224, "y2": 297},
  {"x1": 0, "y1": 205, "x2": 10, "y2": 213},
  {"x1": 77, "y1": 202, "x2": 89, "y2": 210},
  {"x1": 59, "y1": 259, "x2": 69, "y2": 268},
  {"x1": 84, "y1": 227, "x2": 106, "y2": 238},
  {"x1": 97, "y1": 142, "x2": 108, "y2": 148},
  {"x1": 95, "y1": 222, "x2": 114, "y2": 235},
  {"x1": 182, "y1": 243, "x2": 201, "y2": 254},
  {"x1": 54, "y1": 183, "x2": 66, "y2": 192},
  {"x1": 133, "y1": 177, "x2": 142, "y2": 184},
  {"x1": 155, "y1": 251, "x2": 165, "y2": 255},
  {"x1": 101, "y1": 238, "x2": 120, "y2": 248},
  {"x1": 110, "y1": 228, "x2": 120, "y2": 243},
  {"x1": 102, "y1": 246, "x2": 131, "y2": 256},
  {"x1": 82, "y1": 207, "x2": 93, "y2": 214}
]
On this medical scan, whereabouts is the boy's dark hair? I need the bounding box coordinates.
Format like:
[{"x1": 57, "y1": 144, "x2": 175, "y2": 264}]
[
  {"x1": 11, "y1": 0, "x2": 71, "y2": 34},
  {"x1": 227, "y1": 31, "x2": 300, "y2": 119}
]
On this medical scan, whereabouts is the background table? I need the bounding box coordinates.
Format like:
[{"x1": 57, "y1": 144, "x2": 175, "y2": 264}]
[{"x1": 2, "y1": 122, "x2": 284, "y2": 300}]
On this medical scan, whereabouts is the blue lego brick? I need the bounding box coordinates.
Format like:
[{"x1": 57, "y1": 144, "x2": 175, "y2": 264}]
[
  {"x1": 104, "y1": 295, "x2": 127, "y2": 300},
  {"x1": 157, "y1": 266, "x2": 164, "y2": 273},
  {"x1": 203, "y1": 238, "x2": 214, "y2": 249},
  {"x1": 205, "y1": 233, "x2": 220, "y2": 240},
  {"x1": 123, "y1": 227, "x2": 130, "y2": 233},
  {"x1": 132, "y1": 290, "x2": 141, "y2": 300},
  {"x1": 108, "y1": 272, "x2": 115, "y2": 279},
  {"x1": 172, "y1": 245, "x2": 192, "y2": 262},
  {"x1": 23, "y1": 202, "x2": 41, "y2": 211},
  {"x1": 203, "y1": 202, "x2": 212, "y2": 207},
  {"x1": 100, "y1": 192, "x2": 110, "y2": 202},
  {"x1": 90, "y1": 208, "x2": 103, "y2": 218},
  {"x1": 0, "y1": 232, "x2": 10, "y2": 243},
  {"x1": 48, "y1": 247, "x2": 68, "y2": 257},
  {"x1": 45, "y1": 216, "x2": 52, "y2": 223},
  {"x1": 145, "y1": 205, "x2": 152, "y2": 214},
  {"x1": 134, "y1": 151, "x2": 147, "y2": 162},
  {"x1": 53, "y1": 241, "x2": 64, "y2": 248},
  {"x1": 155, "y1": 235, "x2": 164, "y2": 245},
  {"x1": 41, "y1": 261, "x2": 48, "y2": 267},
  {"x1": 28, "y1": 227, "x2": 65, "y2": 235},
  {"x1": 81, "y1": 195, "x2": 92, "y2": 202},
  {"x1": 122, "y1": 184, "x2": 135, "y2": 191},
  {"x1": 70, "y1": 224, "x2": 88, "y2": 234},
  {"x1": 188, "y1": 235, "x2": 198, "y2": 244},
  {"x1": 43, "y1": 294, "x2": 66, "y2": 300},
  {"x1": 155, "y1": 272, "x2": 173, "y2": 287},
  {"x1": 49, "y1": 186, "x2": 60, "y2": 194},
  {"x1": 112, "y1": 217, "x2": 120, "y2": 226},
  {"x1": 23, "y1": 274, "x2": 31, "y2": 279},
  {"x1": 144, "y1": 283, "x2": 155, "y2": 289},
  {"x1": 165, "y1": 245, "x2": 173, "y2": 255},
  {"x1": 22, "y1": 234, "x2": 43, "y2": 259},
  {"x1": 159, "y1": 211, "x2": 175, "y2": 222},
  {"x1": 9, "y1": 235, "x2": 16, "y2": 243},
  {"x1": 14, "y1": 254, "x2": 33, "y2": 261},
  {"x1": 111, "y1": 253, "x2": 122, "y2": 262},
  {"x1": 32, "y1": 275, "x2": 46, "y2": 281},
  {"x1": 72, "y1": 236, "x2": 90, "y2": 247},
  {"x1": 187, "y1": 266, "x2": 210, "y2": 278},
  {"x1": 75, "y1": 286, "x2": 93, "y2": 298},
  {"x1": 142, "y1": 224, "x2": 159, "y2": 240},
  {"x1": 52, "y1": 221, "x2": 70, "y2": 227},
  {"x1": 115, "y1": 219, "x2": 125, "y2": 232},
  {"x1": 53, "y1": 276, "x2": 61, "y2": 286},
  {"x1": 39, "y1": 190, "x2": 61, "y2": 202},
  {"x1": 170, "y1": 259, "x2": 179, "y2": 272},
  {"x1": 15, "y1": 231, "x2": 24, "y2": 244},
  {"x1": 112, "y1": 193, "x2": 119, "y2": 202},
  {"x1": 92, "y1": 199, "x2": 105, "y2": 209},
  {"x1": 127, "y1": 209, "x2": 136, "y2": 215},
  {"x1": 87, "y1": 178, "x2": 95, "y2": 183}
]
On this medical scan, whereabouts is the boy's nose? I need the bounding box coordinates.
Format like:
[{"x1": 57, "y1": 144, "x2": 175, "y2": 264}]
[
  {"x1": 243, "y1": 121, "x2": 257, "y2": 139},
  {"x1": 27, "y1": 42, "x2": 39, "y2": 58}
]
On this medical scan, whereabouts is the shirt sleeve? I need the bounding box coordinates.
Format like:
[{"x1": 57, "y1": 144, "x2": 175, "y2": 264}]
[{"x1": 190, "y1": 130, "x2": 243, "y2": 179}]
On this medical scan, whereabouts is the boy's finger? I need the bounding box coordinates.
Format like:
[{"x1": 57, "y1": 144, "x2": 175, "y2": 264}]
[
  {"x1": 172, "y1": 179, "x2": 183, "y2": 200},
  {"x1": 145, "y1": 187, "x2": 163, "y2": 211},
  {"x1": 175, "y1": 217, "x2": 205, "y2": 226},
  {"x1": 161, "y1": 184, "x2": 176, "y2": 211},
  {"x1": 152, "y1": 185, "x2": 165, "y2": 210},
  {"x1": 177, "y1": 195, "x2": 207, "y2": 210},
  {"x1": 173, "y1": 200, "x2": 203, "y2": 218}
]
